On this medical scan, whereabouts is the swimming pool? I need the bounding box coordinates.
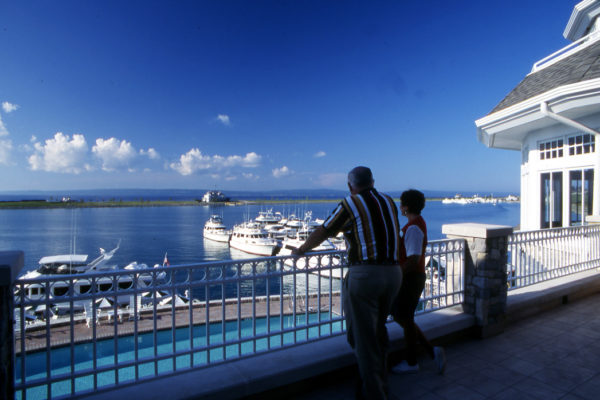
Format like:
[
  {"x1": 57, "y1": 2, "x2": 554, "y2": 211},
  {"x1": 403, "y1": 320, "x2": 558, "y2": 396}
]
[{"x1": 16, "y1": 312, "x2": 344, "y2": 399}]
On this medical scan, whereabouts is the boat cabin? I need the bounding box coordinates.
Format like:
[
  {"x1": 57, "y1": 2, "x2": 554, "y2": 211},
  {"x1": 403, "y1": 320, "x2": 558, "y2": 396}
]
[
  {"x1": 37, "y1": 254, "x2": 90, "y2": 274},
  {"x1": 476, "y1": 0, "x2": 600, "y2": 231}
]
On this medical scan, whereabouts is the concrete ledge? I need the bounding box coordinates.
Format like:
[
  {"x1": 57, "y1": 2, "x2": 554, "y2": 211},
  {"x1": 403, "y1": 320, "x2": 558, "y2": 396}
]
[
  {"x1": 442, "y1": 223, "x2": 513, "y2": 239},
  {"x1": 507, "y1": 268, "x2": 600, "y2": 323},
  {"x1": 80, "y1": 307, "x2": 475, "y2": 400},
  {"x1": 586, "y1": 215, "x2": 600, "y2": 224}
]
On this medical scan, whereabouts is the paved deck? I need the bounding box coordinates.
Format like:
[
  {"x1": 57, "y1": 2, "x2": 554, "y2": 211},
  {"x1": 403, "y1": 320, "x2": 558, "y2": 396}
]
[{"x1": 288, "y1": 293, "x2": 600, "y2": 400}]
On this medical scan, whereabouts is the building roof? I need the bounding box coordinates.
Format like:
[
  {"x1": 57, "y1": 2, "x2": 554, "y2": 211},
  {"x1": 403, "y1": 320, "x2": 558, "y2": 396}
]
[{"x1": 490, "y1": 39, "x2": 600, "y2": 114}]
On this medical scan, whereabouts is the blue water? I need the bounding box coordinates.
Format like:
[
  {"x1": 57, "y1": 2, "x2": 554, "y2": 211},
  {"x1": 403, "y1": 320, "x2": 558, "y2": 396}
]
[
  {"x1": 16, "y1": 313, "x2": 344, "y2": 399},
  {"x1": 0, "y1": 201, "x2": 519, "y2": 272}
]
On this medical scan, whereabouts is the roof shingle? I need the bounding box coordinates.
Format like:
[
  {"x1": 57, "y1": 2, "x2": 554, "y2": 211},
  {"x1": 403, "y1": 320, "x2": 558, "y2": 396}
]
[{"x1": 490, "y1": 39, "x2": 600, "y2": 114}]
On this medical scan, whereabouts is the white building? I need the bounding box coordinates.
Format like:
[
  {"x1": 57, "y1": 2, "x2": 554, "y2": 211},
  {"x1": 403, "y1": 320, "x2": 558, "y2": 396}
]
[
  {"x1": 201, "y1": 190, "x2": 229, "y2": 203},
  {"x1": 476, "y1": 0, "x2": 600, "y2": 231}
]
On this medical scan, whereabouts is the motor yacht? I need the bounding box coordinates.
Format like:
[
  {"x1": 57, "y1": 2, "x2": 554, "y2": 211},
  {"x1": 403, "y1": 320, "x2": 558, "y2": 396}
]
[
  {"x1": 16, "y1": 243, "x2": 166, "y2": 305},
  {"x1": 278, "y1": 225, "x2": 343, "y2": 278},
  {"x1": 203, "y1": 215, "x2": 231, "y2": 243},
  {"x1": 229, "y1": 222, "x2": 280, "y2": 256},
  {"x1": 254, "y1": 209, "x2": 283, "y2": 226}
]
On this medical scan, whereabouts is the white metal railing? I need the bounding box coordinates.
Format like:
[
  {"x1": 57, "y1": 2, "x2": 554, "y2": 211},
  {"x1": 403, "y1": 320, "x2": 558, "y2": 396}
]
[
  {"x1": 12, "y1": 240, "x2": 464, "y2": 399},
  {"x1": 531, "y1": 31, "x2": 600, "y2": 73},
  {"x1": 507, "y1": 225, "x2": 600, "y2": 290},
  {"x1": 419, "y1": 238, "x2": 465, "y2": 313}
]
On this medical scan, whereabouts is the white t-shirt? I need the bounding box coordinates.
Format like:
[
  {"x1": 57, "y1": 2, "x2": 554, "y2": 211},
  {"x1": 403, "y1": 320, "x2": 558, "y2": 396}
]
[{"x1": 404, "y1": 225, "x2": 424, "y2": 257}]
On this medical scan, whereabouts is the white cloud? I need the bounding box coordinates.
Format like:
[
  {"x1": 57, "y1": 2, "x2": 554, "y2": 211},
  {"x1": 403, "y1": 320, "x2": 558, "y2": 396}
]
[
  {"x1": 170, "y1": 149, "x2": 262, "y2": 176},
  {"x1": 225, "y1": 175, "x2": 237, "y2": 181},
  {"x1": 0, "y1": 139, "x2": 13, "y2": 165},
  {"x1": 223, "y1": 151, "x2": 261, "y2": 168},
  {"x1": 272, "y1": 165, "x2": 291, "y2": 178},
  {"x1": 0, "y1": 114, "x2": 8, "y2": 137},
  {"x1": 242, "y1": 172, "x2": 259, "y2": 180},
  {"x1": 28, "y1": 132, "x2": 90, "y2": 174},
  {"x1": 92, "y1": 138, "x2": 137, "y2": 172},
  {"x1": 140, "y1": 147, "x2": 160, "y2": 160},
  {"x1": 216, "y1": 114, "x2": 231, "y2": 126},
  {"x1": 314, "y1": 151, "x2": 326, "y2": 158},
  {"x1": 2, "y1": 102, "x2": 19, "y2": 113}
]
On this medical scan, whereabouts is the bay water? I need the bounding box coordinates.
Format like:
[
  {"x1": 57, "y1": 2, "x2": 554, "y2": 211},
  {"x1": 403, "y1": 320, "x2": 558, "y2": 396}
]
[{"x1": 0, "y1": 201, "x2": 519, "y2": 273}]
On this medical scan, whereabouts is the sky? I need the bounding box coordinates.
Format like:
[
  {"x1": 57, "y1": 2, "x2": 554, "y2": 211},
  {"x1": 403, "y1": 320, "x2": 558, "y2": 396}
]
[{"x1": 0, "y1": 0, "x2": 579, "y2": 193}]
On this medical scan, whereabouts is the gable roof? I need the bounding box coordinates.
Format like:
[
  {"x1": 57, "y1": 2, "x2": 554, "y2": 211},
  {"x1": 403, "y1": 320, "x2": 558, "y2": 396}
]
[{"x1": 490, "y1": 39, "x2": 600, "y2": 114}]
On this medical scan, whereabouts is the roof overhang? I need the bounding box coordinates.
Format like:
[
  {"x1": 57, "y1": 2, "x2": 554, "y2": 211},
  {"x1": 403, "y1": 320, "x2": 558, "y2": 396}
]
[
  {"x1": 475, "y1": 78, "x2": 600, "y2": 150},
  {"x1": 564, "y1": 0, "x2": 600, "y2": 41}
]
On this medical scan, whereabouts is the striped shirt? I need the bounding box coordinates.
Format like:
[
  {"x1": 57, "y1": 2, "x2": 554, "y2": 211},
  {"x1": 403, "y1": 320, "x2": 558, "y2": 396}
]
[{"x1": 322, "y1": 188, "x2": 401, "y2": 264}]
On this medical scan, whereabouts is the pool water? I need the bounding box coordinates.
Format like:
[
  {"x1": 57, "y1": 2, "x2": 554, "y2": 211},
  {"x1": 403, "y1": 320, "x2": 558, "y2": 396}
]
[{"x1": 16, "y1": 313, "x2": 344, "y2": 399}]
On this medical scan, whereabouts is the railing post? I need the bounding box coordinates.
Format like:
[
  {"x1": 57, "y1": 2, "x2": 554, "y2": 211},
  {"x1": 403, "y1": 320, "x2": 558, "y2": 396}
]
[
  {"x1": 0, "y1": 251, "x2": 24, "y2": 400},
  {"x1": 442, "y1": 224, "x2": 513, "y2": 338}
]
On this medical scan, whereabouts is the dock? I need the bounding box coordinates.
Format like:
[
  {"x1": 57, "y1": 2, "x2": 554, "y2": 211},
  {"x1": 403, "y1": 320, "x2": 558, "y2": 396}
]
[{"x1": 15, "y1": 292, "x2": 343, "y2": 353}]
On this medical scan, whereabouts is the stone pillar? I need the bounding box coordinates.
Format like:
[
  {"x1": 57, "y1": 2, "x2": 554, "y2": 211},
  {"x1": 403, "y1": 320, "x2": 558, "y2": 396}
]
[
  {"x1": 0, "y1": 251, "x2": 24, "y2": 400},
  {"x1": 442, "y1": 223, "x2": 513, "y2": 338}
]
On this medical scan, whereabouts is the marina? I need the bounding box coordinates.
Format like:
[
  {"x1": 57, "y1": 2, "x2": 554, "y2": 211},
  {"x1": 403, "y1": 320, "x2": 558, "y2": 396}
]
[{"x1": 8, "y1": 201, "x2": 518, "y2": 335}]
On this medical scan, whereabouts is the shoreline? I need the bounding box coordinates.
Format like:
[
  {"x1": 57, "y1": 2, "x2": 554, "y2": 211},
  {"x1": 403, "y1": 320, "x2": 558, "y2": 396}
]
[{"x1": 0, "y1": 198, "x2": 455, "y2": 209}]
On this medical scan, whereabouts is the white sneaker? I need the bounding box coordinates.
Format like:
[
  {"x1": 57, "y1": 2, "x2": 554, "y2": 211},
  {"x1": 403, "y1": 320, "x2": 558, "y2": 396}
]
[
  {"x1": 433, "y1": 346, "x2": 446, "y2": 374},
  {"x1": 391, "y1": 360, "x2": 419, "y2": 374}
]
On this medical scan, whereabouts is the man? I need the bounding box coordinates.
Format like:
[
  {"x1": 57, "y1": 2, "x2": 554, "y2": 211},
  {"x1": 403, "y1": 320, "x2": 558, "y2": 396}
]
[{"x1": 292, "y1": 166, "x2": 402, "y2": 400}]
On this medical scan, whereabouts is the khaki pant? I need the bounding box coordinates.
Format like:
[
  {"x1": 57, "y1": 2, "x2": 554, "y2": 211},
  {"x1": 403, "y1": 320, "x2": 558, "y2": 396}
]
[{"x1": 343, "y1": 264, "x2": 402, "y2": 400}]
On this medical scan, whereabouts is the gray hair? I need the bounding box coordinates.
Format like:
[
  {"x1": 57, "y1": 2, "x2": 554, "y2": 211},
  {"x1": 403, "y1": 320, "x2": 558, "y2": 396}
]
[{"x1": 348, "y1": 166, "x2": 374, "y2": 189}]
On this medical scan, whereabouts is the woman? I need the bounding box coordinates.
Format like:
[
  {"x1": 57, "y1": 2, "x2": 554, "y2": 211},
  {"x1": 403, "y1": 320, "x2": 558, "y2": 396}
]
[{"x1": 391, "y1": 189, "x2": 446, "y2": 374}]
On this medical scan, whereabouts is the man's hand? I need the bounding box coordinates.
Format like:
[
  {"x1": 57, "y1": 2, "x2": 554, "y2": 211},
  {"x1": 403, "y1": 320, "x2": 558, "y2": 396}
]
[{"x1": 290, "y1": 245, "x2": 304, "y2": 256}]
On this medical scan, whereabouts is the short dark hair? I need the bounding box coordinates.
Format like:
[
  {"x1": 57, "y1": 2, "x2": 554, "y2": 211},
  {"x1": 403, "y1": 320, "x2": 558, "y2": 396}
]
[
  {"x1": 401, "y1": 189, "x2": 425, "y2": 215},
  {"x1": 348, "y1": 166, "x2": 373, "y2": 189}
]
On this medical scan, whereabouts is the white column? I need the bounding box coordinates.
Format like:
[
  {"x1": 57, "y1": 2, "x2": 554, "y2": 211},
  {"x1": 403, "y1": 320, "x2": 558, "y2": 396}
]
[{"x1": 594, "y1": 156, "x2": 600, "y2": 217}]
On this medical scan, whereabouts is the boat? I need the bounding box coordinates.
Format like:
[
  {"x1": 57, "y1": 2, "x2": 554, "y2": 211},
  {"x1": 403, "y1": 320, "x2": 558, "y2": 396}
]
[
  {"x1": 264, "y1": 223, "x2": 290, "y2": 240},
  {"x1": 229, "y1": 222, "x2": 280, "y2": 256},
  {"x1": 203, "y1": 215, "x2": 231, "y2": 243},
  {"x1": 254, "y1": 209, "x2": 283, "y2": 226},
  {"x1": 278, "y1": 224, "x2": 344, "y2": 278},
  {"x1": 15, "y1": 243, "x2": 166, "y2": 305}
]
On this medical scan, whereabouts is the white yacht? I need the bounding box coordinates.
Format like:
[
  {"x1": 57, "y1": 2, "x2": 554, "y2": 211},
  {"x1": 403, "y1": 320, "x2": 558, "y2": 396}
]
[
  {"x1": 203, "y1": 215, "x2": 231, "y2": 243},
  {"x1": 284, "y1": 214, "x2": 303, "y2": 233},
  {"x1": 229, "y1": 222, "x2": 280, "y2": 256},
  {"x1": 254, "y1": 209, "x2": 283, "y2": 226},
  {"x1": 278, "y1": 226, "x2": 343, "y2": 278},
  {"x1": 16, "y1": 243, "x2": 166, "y2": 304}
]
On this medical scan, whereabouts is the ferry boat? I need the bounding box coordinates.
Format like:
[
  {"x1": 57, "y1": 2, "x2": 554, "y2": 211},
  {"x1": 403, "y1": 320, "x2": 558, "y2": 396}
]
[
  {"x1": 229, "y1": 222, "x2": 280, "y2": 256},
  {"x1": 203, "y1": 215, "x2": 231, "y2": 243}
]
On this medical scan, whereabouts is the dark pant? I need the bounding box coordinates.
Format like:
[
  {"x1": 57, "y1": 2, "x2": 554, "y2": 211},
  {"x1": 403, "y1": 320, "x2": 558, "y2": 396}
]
[
  {"x1": 392, "y1": 271, "x2": 434, "y2": 365},
  {"x1": 343, "y1": 264, "x2": 402, "y2": 400}
]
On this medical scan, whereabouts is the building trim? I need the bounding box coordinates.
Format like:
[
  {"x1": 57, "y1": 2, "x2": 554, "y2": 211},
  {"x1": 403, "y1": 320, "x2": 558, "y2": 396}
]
[{"x1": 476, "y1": 78, "x2": 600, "y2": 150}]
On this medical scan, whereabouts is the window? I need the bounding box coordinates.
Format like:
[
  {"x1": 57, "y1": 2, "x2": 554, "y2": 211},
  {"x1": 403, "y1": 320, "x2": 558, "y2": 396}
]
[
  {"x1": 568, "y1": 134, "x2": 595, "y2": 156},
  {"x1": 539, "y1": 139, "x2": 563, "y2": 160},
  {"x1": 569, "y1": 168, "x2": 594, "y2": 226},
  {"x1": 541, "y1": 171, "x2": 562, "y2": 228}
]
